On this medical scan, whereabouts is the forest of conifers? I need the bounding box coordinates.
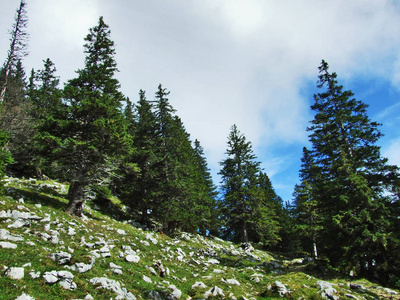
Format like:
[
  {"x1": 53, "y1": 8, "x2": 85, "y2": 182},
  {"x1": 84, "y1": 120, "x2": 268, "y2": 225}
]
[{"x1": 1, "y1": 1, "x2": 399, "y2": 288}]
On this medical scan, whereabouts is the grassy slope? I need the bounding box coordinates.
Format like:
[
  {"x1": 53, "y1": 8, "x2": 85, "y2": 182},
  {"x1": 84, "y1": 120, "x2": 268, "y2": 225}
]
[{"x1": 0, "y1": 177, "x2": 399, "y2": 300}]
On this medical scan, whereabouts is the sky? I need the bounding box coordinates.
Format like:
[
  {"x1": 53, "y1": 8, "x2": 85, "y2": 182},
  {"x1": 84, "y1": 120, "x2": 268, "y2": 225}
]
[{"x1": 1, "y1": 0, "x2": 400, "y2": 202}]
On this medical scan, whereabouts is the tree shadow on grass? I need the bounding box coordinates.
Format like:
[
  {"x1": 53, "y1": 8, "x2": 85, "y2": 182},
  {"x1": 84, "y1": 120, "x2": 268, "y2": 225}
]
[{"x1": 5, "y1": 186, "x2": 103, "y2": 221}]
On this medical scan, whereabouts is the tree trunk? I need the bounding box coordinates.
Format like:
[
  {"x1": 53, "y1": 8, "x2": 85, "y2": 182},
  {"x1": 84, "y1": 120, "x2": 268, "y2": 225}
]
[
  {"x1": 241, "y1": 222, "x2": 249, "y2": 243},
  {"x1": 66, "y1": 180, "x2": 85, "y2": 216}
]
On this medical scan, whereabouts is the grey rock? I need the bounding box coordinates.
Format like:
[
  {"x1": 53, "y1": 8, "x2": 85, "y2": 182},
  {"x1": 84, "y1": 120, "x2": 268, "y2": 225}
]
[
  {"x1": 15, "y1": 293, "x2": 35, "y2": 300},
  {"x1": 204, "y1": 286, "x2": 224, "y2": 298},
  {"x1": 269, "y1": 281, "x2": 290, "y2": 297},
  {"x1": 191, "y1": 282, "x2": 207, "y2": 289},
  {"x1": 147, "y1": 290, "x2": 163, "y2": 300},
  {"x1": 7, "y1": 219, "x2": 30, "y2": 228},
  {"x1": 29, "y1": 270, "x2": 41, "y2": 279},
  {"x1": 207, "y1": 258, "x2": 220, "y2": 265},
  {"x1": 43, "y1": 271, "x2": 59, "y2": 284},
  {"x1": 6, "y1": 267, "x2": 24, "y2": 279},
  {"x1": 0, "y1": 229, "x2": 24, "y2": 241},
  {"x1": 167, "y1": 285, "x2": 182, "y2": 299},
  {"x1": 226, "y1": 278, "x2": 241, "y2": 286},
  {"x1": 50, "y1": 251, "x2": 72, "y2": 265},
  {"x1": 126, "y1": 254, "x2": 140, "y2": 263},
  {"x1": 0, "y1": 241, "x2": 17, "y2": 249},
  {"x1": 89, "y1": 277, "x2": 136, "y2": 300},
  {"x1": 317, "y1": 281, "x2": 339, "y2": 300}
]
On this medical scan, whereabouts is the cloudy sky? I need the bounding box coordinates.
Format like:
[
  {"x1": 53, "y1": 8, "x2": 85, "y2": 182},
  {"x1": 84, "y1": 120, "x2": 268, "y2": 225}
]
[{"x1": 1, "y1": 0, "x2": 400, "y2": 201}]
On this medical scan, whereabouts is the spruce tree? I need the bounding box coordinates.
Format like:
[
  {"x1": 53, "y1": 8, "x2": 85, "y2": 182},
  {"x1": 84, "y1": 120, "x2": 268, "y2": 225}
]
[
  {"x1": 37, "y1": 17, "x2": 127, "y2": 216},
  {"x1": 29, "y1": 58, "x2": 65, "y2": 179},
  {"x1": 219, "y1": 124, "x2": 263, "y2": 243},
  {"x1": 305, "y1": 60, "x2": 400, "y2": 279}
]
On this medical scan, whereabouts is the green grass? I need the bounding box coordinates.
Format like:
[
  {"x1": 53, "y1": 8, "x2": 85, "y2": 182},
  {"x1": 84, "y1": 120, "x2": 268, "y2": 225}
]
[{"x1": 0, "y1": 177, "x2": 399, "y2": 299}]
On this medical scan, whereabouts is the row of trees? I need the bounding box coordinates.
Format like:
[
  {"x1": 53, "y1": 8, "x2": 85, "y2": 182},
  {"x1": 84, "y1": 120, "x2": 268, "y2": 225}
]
[
  {"x1": 292, "y1": 60, "x2": 400, "y2": 284},
  {"x1": 0, "y1": 2, "x2": 287, "y2": 246}
]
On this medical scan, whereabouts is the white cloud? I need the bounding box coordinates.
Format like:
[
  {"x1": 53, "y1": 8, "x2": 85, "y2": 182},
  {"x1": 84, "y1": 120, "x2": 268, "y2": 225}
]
[{"x1": 383, "y1": 137, "x2": 400, "y2": 168}]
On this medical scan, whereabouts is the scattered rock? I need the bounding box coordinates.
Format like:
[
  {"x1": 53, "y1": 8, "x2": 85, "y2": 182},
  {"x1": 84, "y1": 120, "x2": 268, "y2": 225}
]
[
  {"x1": 225, "y1": 278, "x2": 241, "y2": 286},
  {"x1": 146, "y1": 233, "x2": 158, "y2": 244},
  {"x1": 147, "y1": 290, "x2": 163, "y2": 300},
  {"x1": 0, "y1": 228, "x2": 24, "y2": 241},
  {"x1": 317, "y1": 281, "x2": 339, "y2": 300},
  {"x1": 167, "y1": 284, "x2": 182, "y2": 299},
  {"x1": 126, "y1": 254, "x2": 140, "y2": 263},
  {"x1": 50, "y1": 251, "x2": 72, "y2": 265},
  {"x1": 207, "y1": 258, "x2": 220, "y2": 265},
  {"x1": 89, "y1": 277, "x2": 136, "y2": 300},
  {"x1": 6, "y1": 267, "x2": 24, "y2": 279},
  {"x1": 204, "y1": 286, "x2": 224, "y2": 298},
  {"x1": 7, "y1": 219, "x2": 30, "y2": 229},
  {"x1": 0, "y1": 241, "x2": 17, "y2": 249},
  {"x1": 117, "y1": 229, "x2": 126, "y2": 235},
  {"x1": 192, "y1": 281, "x2": 207, "y2": 289},
  {"x1": 268, "y1": 281, "x2": 290, "y2": 298},
  {"x1": 15, "y1": 293, "x2": 35, "y2": 300},
  {"x1": 29, "y1": 270, "x2": 41, "y2": 279}
]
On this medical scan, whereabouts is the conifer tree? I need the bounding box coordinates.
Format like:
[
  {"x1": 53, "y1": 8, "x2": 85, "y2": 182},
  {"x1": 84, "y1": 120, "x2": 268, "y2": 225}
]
[
  {"x1": 29, "y1": 58, "x2": 65, "y2": 179},
  {"x1": 36, "y1": 17, "x2": 127, "y2": 216},
  {"x1": 305, "y1": 60, "x2": 400, "y2": 279},
  {"x1": 219, "y1": 124, "x2": 264, "y2": 243}
]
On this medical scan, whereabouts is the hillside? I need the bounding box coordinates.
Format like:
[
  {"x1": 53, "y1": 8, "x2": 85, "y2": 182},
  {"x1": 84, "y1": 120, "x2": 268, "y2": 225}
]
[{"x1": 0, "y1": 177, "x2": 399, "y2": 300}]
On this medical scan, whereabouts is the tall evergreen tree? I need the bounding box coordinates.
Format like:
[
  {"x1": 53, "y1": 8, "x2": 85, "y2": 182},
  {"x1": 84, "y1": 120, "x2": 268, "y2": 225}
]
[
  {"x1": 0, "y1": 0, "x2": 29, "y2": 104},
  {"x1": 36, "y1": 17, "x2": 127, "y2": 216},
  {"x1": 29, "y1": 58, "x2": 65, "y2": 179},
  {"x1": 305, "y1": 60, "x2": 400, "y2": 279},
  {"x1": 219, "y1": 124, "x2": 267, "y2": 243}
]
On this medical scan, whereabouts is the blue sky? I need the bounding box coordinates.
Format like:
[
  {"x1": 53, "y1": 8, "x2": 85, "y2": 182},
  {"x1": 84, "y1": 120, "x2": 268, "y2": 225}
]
[{"x1": 1, "y1": 0, "x2": 400, "y2": 202}]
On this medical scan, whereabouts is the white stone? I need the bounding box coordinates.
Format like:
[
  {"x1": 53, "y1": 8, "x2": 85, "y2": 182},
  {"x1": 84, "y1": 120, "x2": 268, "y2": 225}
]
[
  {"x1": 168, "y1": 285, "x2": 182, "y2": 299},
  {"x1": 43, "y1": 271, "x2": 59, "y2": 284},
  {"x1": 226, "y1": 278, "x2": 241, "y2": 286},
  {"x1": 7, "y1": 219, "x2": 30, "y2": 228},
  {"x1": 140, "y1": 240, "x2": 150, "y2": 247},
  {"x1": 29, "y1": 271, "x2": 41, "y2": 279},
  {"x1": 89, "y1": 277, "x2": 136, "y2": 300},
  {"x1": 126, "y1": 254, "x2": 140, "y2": 263},
  {"x1": 0, "y1": 229, "x2": 24, "y2": 241},
  {"x1": 110, "y1": 262, "x2": 122, "y2": 269},
  {"x1": 146, "y1": 233, "x2": 158, "y2": 244},
  {"x1": 59, "y1": 278, "x2": 77, "y2": 290},
  {"x1": 15, "y1": 293, "x2": 35, "y2": 300},
  {"x1": 0, "y1": 241, "x2": 17, "y2": 249},
  {"x1": 207, "y1": 259, "x2": 220, "y2": 265},
  {"x1": 6, "y1": 267, "x2": 24, "y2": 279},
  {"x1": 143, "y1": 275, "x2": 152, "y2": 283},
  {"x1": 204, "y1": 286, "x2": 224, "y2": 298},
  {"x1": 192, "y1": 281, "x2": 207, "y2": 289},
  {"x1": 117, "y1": 229, "x2": 126, "y2": 235},
  {"x1": 68, "y1": 227, "x2": 76, "y2": 235}
]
